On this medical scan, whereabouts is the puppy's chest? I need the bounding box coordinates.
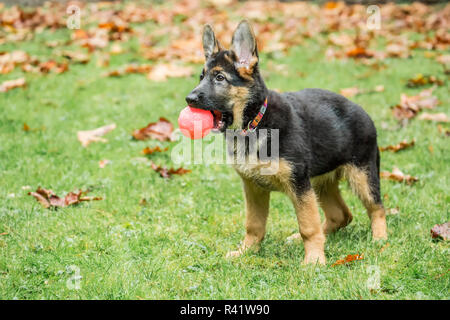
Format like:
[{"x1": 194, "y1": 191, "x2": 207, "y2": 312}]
[
  {"x1": 232, "y1": 160, "x2": 293, "y2": 192},
  {"x1": 233, "y1": 163, "x2": 277, "y2": 190}
]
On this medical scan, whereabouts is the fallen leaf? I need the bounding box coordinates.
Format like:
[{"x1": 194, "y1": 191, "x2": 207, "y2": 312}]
[
  {"x1": 105, "y1": 63, "x2": 151, "y2": 77},
  {"x1": 132, "y1": 118, "x2": 173, "y2": 141},
  {"x1": 98, "y1": 159, "x2": 110, "y2": 168},
  {"x1": 340, "y1": 85, "x2": 385, "y2": 98},
  {"x1": 61, "y1": 51, "x2": 90, "y2": 64},
  {"x1": 28, "y1": 187, "x2": 102, "y2": 209},
  {"x1": 430, "y1": 222, "x2": 449, "y2": 241},
  {"x1": 77, "y1": 123, "x2": 116, "y2": 147},
  {"x1": 340, "y1": 87, "x2": 360, "y2": 98},
  {"x1": 436, "y1": 55, "x2": 450, "y2": 66},
  {"x1": 110, "y1": 43, "x2": 124, "y2": 55},
  {"x1": 147, "y1": 63, "x2": 193, "y2": 81},
  {"x1": 437, "y1": 125, "x2": 450, "y2": 137},
  {"x1": 379, "y1": 242, "x2": 390, "y2": 253},
  {"x1": 0, "y1": 77, "x2": 26, "y2": 92},
  {"x1": 380, "y1": 167, "x2": 418, "y2": 185},
  {"x1": 150, "y1": 162, "x2": 191, "y2": 178},
  {"x1": 418, "y1": 112, "x2": 449, "y2": 123},
  {"x1": 142, "y1": 146, "x2": 168, "y2": 155},
  {"x1": 346, "y1": 47, "x2": 373, "y2": 59},
  {"x1": 380, "y1": 139, "x2": 415, "y2": 152},
  {"x1": 331, "y1": 254, "x2": 364, "y2": 267},
  {"x1": 407, "y1": 74, "x2": 444, "y2": 88},
  {"x1": 392, "y1": 88, "x2": 439, "y2": 121}
]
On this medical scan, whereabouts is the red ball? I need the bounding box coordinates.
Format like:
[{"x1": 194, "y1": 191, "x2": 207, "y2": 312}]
[{"x1": 178, "y1": 106, "x2": 214, "y2": 139}]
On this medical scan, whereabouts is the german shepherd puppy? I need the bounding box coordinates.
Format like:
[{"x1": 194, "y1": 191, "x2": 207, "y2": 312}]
[{"x1": 185, "y1": 21, "x2": 387, "y2": 264}]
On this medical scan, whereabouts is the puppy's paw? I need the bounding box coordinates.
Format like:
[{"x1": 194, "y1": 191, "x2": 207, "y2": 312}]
[{"x1": 302, "y1": 252, "x2": 326, "y2": 265}]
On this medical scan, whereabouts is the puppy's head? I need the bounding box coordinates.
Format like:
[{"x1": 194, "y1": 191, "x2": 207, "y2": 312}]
[{"x1": 185, "y1": 20, "x2": 264, "y2": 131}]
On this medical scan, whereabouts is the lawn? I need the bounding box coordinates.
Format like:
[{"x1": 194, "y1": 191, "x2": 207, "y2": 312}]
[{"x1": 0, "y1": 1, "x2": 449, "y2": 299}]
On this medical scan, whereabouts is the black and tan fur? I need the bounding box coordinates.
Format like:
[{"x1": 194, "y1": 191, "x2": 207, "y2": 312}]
[{"x1": 185, "y1": 21, "x2": 387, "y2": 265}]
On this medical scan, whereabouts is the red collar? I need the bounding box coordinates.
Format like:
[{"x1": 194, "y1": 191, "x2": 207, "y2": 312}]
[{"x1": 241, "y1": 97, "x2": 268, "y2": 135}]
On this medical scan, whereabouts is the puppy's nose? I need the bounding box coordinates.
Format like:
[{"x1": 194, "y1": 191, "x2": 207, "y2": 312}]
[{"x1": 185, "y1": 92, "x2": 199, "y2": 106}]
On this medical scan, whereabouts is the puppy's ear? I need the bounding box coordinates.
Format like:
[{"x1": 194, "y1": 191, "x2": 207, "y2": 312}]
[
  {"x1": 231, "y1": 20, "x2": 258, "y2": 71},
  {"x1": 203, "y1": 25, "x2": 221, "y2": 59}
]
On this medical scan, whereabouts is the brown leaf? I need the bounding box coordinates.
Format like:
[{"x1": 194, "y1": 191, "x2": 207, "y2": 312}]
[
  {"x1": 142, "y1": 146, "x2": 168, "y2": 155},
  {"x1": 331, "y1": 254, "x2": 364, "y2": 267},
  {"x1": 28, "y1": 187, "x2": 102, "y2": 209},
  {"x1": 61, "y1": 51, "x2": 90, "y2": 64},
  {"x1": 431, "y1": 222, "x2": 450, "y2": 241},
  {"x1": 418, "y1": 112, "x2": 449, "y2": 123},
  {"x1": 340, "y1": 87, "x2": 360, "y2": 98},
  {"x1": 407, "y1": 74, "x2": 444, "y2": 88},
  {"x1": 437, "y1": 125, "x2": 450, "y2": 137},
  {"x1": 0, "y1": 77, "x2": 26, "y2": 92},
  {"x1": 380, "y1": 167, "x2": 418, "y2": 185},
  {"x1": 77, "y1": 123, "x2": 116, "y2": 147},
  {"x1": 150, "y1": 162, "x2": 191, "y2": 178},
  {"x1": 147, "y1": 63, "x2": 193, "y2": 82},
  {"x1": 380, "y1": 139, "x2": 415, "y2": 152},
  {"x1": 105, "y1": 63, "x2": 151, "y2": 77},
  {"x1": 392, "y1": 88, "x2": 439, "y2": 121},
  {"x1": 132, "y1": 118, "x2": 173, "y2": 141}
]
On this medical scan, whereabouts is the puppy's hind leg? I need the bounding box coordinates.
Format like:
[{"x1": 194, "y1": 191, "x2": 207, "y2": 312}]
[
  {"x1": 226, "y1": 177, "x2": 270, "y2": 258},
  {"x1": 316, "y1": 179, "x2": 353, "y2": 234},
  {"x1": 344, "y1": 151, "x2": 387, "y2": 240}
]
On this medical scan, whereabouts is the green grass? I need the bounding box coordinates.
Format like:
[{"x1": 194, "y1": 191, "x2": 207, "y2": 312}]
[{"x1": 0, "y1": 23, "x2": 449, "y2": 300}]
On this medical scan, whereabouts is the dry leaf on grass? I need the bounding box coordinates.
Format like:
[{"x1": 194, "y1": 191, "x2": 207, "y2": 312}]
[
  {"x1": 0, "y1": 77, "x2": 26, "y2": 92},
  {"x1": 25, "y1": 60, "x2": 68, "y2": 74},
  {"x1": 142, "y1": 146, "x2": 168, "y2": 155},
  {"x1": 407, "y1": 74, "x2": 444, "y2": 88},
  {"x1": 437, "y1": 125, "x2": 450, "y2": 137},
  {"x1": 418, "y1": 112, "x2": 449, "y2": 123},
  {"x1": 431, "y1": 222, "x2": 449, "y2": 241},
  {"x1": 331, "y1": 254, "x2": 364, "y2": 267},
  {"x1": 28, "y1": 187, "x2": 102, "y2": 209},
  {"x1": 77, "y1": 123, "x2": 116, "y2": 147},
  {"x1": 380, "y1": 139, "x2": 415, "y2": 152},
  {"x1": 340, "y1": 85, "x2": 384, "y2": 98},
  {"x1": 392, "y1": 88, "x2": 439, "y2": 121},
  {"x1": 147, "y1": 63, "x2": 193, "y2": 82},
  {"x1": 380, "y1": 167, "x2": 418, "y2": 185},
  {"x1": 104, "y1": 63, "x2": 152, "y2": 77},
  {"x1": 150, "y1": 162, "x2": 191, "y2": 178},
  {"x1": 132, "y1": 118, "x2": 173, "y2": 141},
  {"x1": 60, "y1": 51, "x2": 90, "y2": 64},
  {"x1": 98, "y1": 159, "x2": 110, "y2": 168},
  {"x1": 340, "y1": 87, "x2": 360, "y2": 98}
]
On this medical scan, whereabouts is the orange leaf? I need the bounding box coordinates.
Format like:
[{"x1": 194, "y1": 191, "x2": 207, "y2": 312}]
[{"x1": 331, "y1": 254, "x2": 364, "y2": 267}]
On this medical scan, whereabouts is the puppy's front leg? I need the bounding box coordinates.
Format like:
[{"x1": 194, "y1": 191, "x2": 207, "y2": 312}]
[{"x1": 226, "y1": 177, "x2": 270, "y2": 258}]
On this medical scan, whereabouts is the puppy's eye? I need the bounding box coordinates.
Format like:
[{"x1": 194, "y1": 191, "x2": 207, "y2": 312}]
[
  {"x1": 215, "y1": 74, "x2": 225, "y2": 82},
  {"x1": 199, "y1": 74, "x2": 204, "y2": 81}
]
